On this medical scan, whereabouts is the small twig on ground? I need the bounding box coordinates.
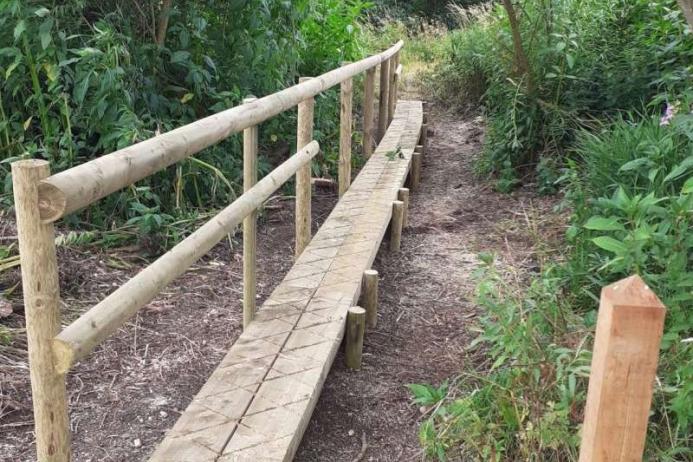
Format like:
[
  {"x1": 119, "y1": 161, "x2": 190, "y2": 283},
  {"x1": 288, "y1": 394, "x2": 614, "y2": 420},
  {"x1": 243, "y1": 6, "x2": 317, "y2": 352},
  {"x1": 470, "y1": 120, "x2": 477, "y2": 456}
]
[{"x1": 351, "y1": 431, "x2": 368, "y2": 462}]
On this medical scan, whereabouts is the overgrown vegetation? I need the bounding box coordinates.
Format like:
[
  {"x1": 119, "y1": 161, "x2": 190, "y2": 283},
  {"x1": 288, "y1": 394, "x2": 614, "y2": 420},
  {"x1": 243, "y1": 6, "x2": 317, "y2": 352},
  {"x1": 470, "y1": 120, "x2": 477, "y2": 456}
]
[
  {"x1": 411, "y1": 0, "x2": 692, "y2": 460},
  {"x1": 0, "y1": 0, "x2": 369, "y2": 247}
]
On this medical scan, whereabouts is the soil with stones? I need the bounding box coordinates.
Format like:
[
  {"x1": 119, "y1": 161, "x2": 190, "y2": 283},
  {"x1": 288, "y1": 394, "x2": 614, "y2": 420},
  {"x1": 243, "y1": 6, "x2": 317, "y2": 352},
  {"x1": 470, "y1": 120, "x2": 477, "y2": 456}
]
[{"x1": 0, "y1": 104, "x2": 561, "y2": 461}]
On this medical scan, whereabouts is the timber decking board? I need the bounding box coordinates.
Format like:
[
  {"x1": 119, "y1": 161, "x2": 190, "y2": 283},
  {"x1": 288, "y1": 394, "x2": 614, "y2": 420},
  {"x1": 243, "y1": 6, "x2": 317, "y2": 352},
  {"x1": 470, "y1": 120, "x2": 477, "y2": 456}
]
[{"x1": 148, "y1": 100, "x2": 423, "y2": 462}]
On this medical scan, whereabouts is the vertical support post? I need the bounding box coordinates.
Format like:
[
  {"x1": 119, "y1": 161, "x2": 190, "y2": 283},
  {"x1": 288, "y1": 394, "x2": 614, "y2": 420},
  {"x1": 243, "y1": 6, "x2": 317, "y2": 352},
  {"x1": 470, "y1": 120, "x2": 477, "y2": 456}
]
[
  {"x1": 420, "y1": 123, "x2": 428, "y2": 155},
  {"x1": 388, "y1": 52, "x2": 399, "y2": 125},
  {"x1": 411, "y1": 147, "x2": 422, "y2": 191},
  {"x1": 377, "y1": 58, "x2": 390, "y2": 142},
  {"x1": 362, "y1": 270, "x2": 379, "y2": 329},
  {"x1": 398, "y1": 188, "x2": 410, "y2": 228},
  {"x1": 390, "y1": 200, "x2": 404, "y2": 252},
  {"x1": 363, "y1": 67, "x2": 376, "y2": 159},
  {"x1": 296, "y1": 77, "x2": 314, "y2": 257},
  {"x1": 345, "y1": 306, "x2": 366, "y2": 370},
  {"x1": 12, "y1": 160, "x2": 71, "y2": 462},
  {"x1": 339, "y1": 66, "x2": 353, "y2": 197},
  {"x1": 242, "y1": 96, "x2": 258, "y2": 329},
  {"x1": 578, "y1": 275, "x2": 666, "y2": 462}
]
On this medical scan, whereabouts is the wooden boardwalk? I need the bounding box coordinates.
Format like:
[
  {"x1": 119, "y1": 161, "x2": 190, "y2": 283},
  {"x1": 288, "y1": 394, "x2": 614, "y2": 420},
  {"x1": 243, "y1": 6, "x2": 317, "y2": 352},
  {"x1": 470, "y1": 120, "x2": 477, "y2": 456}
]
[{"x1": 149, "y1": 100, "x2": 423, "y2": 461}]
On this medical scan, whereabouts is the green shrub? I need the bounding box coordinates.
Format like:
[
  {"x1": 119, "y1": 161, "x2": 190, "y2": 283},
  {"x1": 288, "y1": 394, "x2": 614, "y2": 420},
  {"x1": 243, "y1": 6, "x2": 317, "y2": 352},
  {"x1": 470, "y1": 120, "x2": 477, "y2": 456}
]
[
  {"x1": 0, "y1": 0, "x2": 369, "y2": 244},
  {"x1": 412, "y1": 113, "x2": 692, "y2": 460}
]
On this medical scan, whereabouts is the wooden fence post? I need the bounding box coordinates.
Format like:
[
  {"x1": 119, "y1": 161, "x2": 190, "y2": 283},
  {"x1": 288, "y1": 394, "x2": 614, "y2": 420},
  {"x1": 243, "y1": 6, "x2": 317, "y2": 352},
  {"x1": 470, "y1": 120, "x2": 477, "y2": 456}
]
[
  {"x1": 242, "y1": 96, "x2": 258, "y2": 329},
  {"x1": 363, "y1": 67, "x2": 376, "y2": 159},
  {"x1": 339, "y1": 65, "x2": 353, "y2": 197},
  {"x1": 296, "y1": 77, "x2": 314, "y2": 257},
  {"x1": 362, "y1": 270, "x2": 378, "y2": 329},
  {"x1": 388, "y1": 52, "x2": 399, "y2": 125},
  {"x1": 398, "y1": 187, "x2": 409, "y2": 228},
  {"x1": 578, "y1": 275, "x2": 665, "y2": 462},
  {"x1": 420, "y1": 123, "x2": 428, "y2": 155},
  {"x1": 377, "y1": 58, "x2": 390, "y2": 142},
  {"x1": 411, "y1": 146, "x2": 422, "y2": 191},
  {"x1": 390, "y1": 200, "x2": 404, "y2": 252},
  {"x1": 12, "y1": 160, "x2": 71, "y2": 462},
  {"x1": 345, "y1": 306, "x2": 366, "y2": 369}
]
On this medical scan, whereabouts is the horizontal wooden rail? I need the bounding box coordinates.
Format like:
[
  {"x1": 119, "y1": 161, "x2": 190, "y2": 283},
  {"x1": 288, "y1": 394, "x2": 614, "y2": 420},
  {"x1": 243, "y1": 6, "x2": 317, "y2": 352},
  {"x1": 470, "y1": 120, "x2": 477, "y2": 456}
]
[
  {"x1": 52, "y1": 141, "x2": 320, "y2": 374},
  {"x1": 37, "y1": 41, "x2": 404, "y2": 223}
]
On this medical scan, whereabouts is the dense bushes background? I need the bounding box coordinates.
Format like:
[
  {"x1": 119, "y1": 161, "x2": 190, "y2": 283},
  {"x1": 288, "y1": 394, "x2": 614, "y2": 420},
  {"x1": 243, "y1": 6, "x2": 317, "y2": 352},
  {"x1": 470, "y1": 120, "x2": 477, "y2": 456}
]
[
  {"x1": 412, "y1": 0, "x2": 692, "y2": 460},
  {"x1": 0, "y1": 0, "x2": 369, "y2": 245}
]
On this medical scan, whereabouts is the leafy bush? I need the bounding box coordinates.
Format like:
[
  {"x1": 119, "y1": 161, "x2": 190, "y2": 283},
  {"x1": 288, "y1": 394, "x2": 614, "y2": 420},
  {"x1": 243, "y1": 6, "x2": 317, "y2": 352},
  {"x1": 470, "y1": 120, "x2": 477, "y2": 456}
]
[
  {"x1": 412, "y1": 112, "x2": 692, "y2": 460},
  {"x1": 0, "y1": 0, "x2": 369, "y2": 243},
  {"x1": 430, "y1": 0, "x2": 692, "y2": 188}
]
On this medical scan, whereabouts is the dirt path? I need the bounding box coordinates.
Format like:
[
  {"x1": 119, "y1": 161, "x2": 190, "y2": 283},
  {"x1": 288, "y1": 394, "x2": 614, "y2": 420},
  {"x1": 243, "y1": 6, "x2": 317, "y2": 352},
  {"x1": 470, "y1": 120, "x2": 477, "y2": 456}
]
[{"x1": 1, "y1": 99, "x2": 560, "y2": 460}]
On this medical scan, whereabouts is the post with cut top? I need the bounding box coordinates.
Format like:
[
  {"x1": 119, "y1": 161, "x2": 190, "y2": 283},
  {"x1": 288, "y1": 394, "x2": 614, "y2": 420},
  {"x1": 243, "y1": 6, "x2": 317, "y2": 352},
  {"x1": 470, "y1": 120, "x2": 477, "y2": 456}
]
[
  {"x1": 410, "y1": 146, "x2": 423, "y2": 191},
  {"x1": 377, "y1": 58, "x2": 390, "y2": 142},
  {"x1": 362, "y1": 270, "x2": 379, "y2": 329},
  {"x1": 345, "y1": 306, "x2": 366, "y2": 369},
  {"x1": 295, "y1": 77, "x2": 314, "y2": 257},
  {"x1": 363, "y1": 67, "x2": 376, "y2": 158},
  {"x1": 398, "y1": 187, "x2": 410, "y2": 228},
  {"x1": 242, "y1": 96, "x2": 258, "y2": 329},
  {"x1": 12, "y1": 160, "x2": 71, "y2": 462},
  {"x1": 339, "y1": 64, "x2": 353, "y2": 197},
  {"x1": 390, "y1": 200, "x2": 404, "y2": 252},
  {"x1": 578, "y1": 275, "x2": 666, "y2": 462}
]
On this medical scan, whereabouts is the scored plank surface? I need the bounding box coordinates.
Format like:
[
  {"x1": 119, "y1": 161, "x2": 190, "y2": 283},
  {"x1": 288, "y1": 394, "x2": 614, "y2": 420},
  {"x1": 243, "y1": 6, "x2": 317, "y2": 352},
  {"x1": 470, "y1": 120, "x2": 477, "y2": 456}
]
[{"x1": 149, "y1": 100, "x2": 423, "y2": 462}]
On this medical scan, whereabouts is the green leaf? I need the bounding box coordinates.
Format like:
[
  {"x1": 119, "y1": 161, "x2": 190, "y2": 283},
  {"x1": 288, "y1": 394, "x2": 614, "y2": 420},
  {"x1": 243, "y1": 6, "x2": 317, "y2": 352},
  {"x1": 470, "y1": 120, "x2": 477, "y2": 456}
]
[
  {"x1": 171, "y1": 50, "x2": 190, "y2": 64},
  {"x1": 34, "y1": 7, "x2": 50, "y2": 17},
  {"x1": 584, "y1": 216, "x2": 624, "y2": 231},
  {"x1": 592, "y1": 236, "x2": 627, "y2": 254},
  {"x1": 619, "y1": 157, "x2": 651, "y2": 172},
  {"x1": 663, "y1": 157, "x2": 693, "y2": 183},
  {"x1": 180, "y1": 93, "x2": 194, "y2": 103},
  {"x1": 683, "y1": 176, "x2": 693, "y2": 194},
  {"x1": 13, "y1": 20, "x2": 26, "y2": 41},
  {"x1": 565, "y1": 53, "x2": 575, "y2": 69},
  {"x1": 38, "y1": 18, "x2": 53, "y2": 49}
]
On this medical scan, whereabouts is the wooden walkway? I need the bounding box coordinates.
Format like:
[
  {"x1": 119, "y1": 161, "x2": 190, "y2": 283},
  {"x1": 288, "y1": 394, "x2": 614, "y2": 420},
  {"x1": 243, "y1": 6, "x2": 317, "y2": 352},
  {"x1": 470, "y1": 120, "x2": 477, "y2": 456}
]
[{"x1": 149, "y1": 100, "x2": 423, "y2": 461}]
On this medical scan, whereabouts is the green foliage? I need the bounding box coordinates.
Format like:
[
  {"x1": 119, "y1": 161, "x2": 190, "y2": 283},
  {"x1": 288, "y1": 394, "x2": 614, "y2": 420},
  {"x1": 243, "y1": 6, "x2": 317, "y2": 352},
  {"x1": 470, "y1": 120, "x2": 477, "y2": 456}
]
[
  {"x1": 412, "y1": 113, "x2": 692, "y2": 460},
  {"x1": 0, "y1": 0, "x2": 369, "y2": 246},
  {"x1": 431, "y1": 0, "x2": 692, "y2": 188}
]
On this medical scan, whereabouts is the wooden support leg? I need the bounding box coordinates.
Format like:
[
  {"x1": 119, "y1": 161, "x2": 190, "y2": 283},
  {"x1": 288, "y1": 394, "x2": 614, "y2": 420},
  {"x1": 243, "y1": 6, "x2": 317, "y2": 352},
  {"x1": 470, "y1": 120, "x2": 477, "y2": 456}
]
[
  {"x1": 345, "y1": 307, "x2": 366, "y2": 369},
  {"x1": 578, "y1": 275, "x2": 665, "y2": 462},
  {"x1": 339, "y1": 67, "x2": 353, "y2": 197},
  {"x1": 362, "y1": 270, "x2": 379, "y2": 329},
  {"x1": 242, "y1": 96, "x2": 258, "y2": 329},
  {"x1": 12, "y1": 160, "x2": 71, "y2": 462},
  {"x1": 295, "y1": 77, "x2": 314, "y2": 257},
  {"x1": 398, "y1": 188, "x2": 409, "y2": 228},
  {"x1": 390, "y1": 200, "x2": 404, "y2": 252},
  {"x1": 377, "y1": 58, "x2": 390, "y2": 142},
  {"x1": 363, "y1": 67, "x2": 376, "y2": 159},
  {"x1": 420, "y1": 123, "x2": 428, "y2": 155},
  {"x1": 411, "y1": 150, "x2": 422, "y2": 191}
]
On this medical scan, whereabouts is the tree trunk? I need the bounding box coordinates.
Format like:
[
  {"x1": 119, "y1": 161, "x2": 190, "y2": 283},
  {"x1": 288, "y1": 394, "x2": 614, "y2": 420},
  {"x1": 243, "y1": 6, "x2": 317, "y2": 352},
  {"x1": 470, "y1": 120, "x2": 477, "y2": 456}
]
[
  {"x1": 155, "y1": 0, "x2": 173, "y2": 46},
  {"x1": 501, "y1": 0, "x2": 534, "y2": 94},
  {"x1": 678, "y1": 0, "x2": 693, "y2": 28}
]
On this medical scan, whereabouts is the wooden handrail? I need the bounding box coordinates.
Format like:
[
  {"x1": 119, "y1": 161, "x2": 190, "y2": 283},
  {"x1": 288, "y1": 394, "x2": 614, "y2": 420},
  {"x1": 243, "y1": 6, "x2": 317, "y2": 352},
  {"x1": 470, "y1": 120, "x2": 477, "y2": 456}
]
[
  {"x1": 52, "y1": 141, "x2": 320, "y2": 374},
  {"x1": 37, "y1": 41, "x2": 404, "y2": 223}
]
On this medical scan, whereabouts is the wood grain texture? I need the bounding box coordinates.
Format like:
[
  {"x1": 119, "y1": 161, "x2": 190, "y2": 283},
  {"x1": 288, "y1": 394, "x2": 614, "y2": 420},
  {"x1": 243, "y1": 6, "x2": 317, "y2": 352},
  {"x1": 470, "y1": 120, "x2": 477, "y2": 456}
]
[
  {"x1": 339, "y1": 72, "x2": 353, "y2": 197},
  {"x1": 398, "y1": 187, "x2": 409, "y2": 228},
  {"x1": 345, "y1": 307, "x2": 366, "y2": 369},
  {"x1": 296, "y1": 77, "x2": 315, "y2": 257},
  {"x1": 243, "y1": 96, "x2": 258, "y2": 329},
  {"x1": 579, "y1": 275, "x2": 665, "y2": 462},
  {"x1": 362, "y1": 270, "x2": 379, "y2": 329},
  {"x1": 377, "y1": 58, "x2": 390, "y2": 142},
  {"x1": 54, "y1": 142, "x2": 320, "y2": 373},
  {"x1": 149, "y1": 101, "x2": 423, "y2": 462},
  {"x1": 12, "y1": 160, "x2": 71, "y2": 462},
  {"x1": 363, "y1": 67, "x2": 376, "y2": 158},
  {"x1": 389, "y1": 200, "x2": 404, "y2": 252}
]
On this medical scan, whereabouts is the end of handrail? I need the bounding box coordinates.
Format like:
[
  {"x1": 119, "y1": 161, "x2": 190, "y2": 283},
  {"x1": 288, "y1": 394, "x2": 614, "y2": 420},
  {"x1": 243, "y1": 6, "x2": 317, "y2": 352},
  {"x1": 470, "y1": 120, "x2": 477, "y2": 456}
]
[{"x1": 38, "y1": 180, "x2": 67, "y2": 223}]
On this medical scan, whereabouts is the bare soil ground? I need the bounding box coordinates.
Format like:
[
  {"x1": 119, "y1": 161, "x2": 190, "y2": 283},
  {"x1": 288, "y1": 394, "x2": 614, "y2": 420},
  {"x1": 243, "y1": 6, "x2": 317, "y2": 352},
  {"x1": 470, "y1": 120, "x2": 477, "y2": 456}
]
[{"x1": 0, "y1": 103, "x2": 561, "y2": 461}]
